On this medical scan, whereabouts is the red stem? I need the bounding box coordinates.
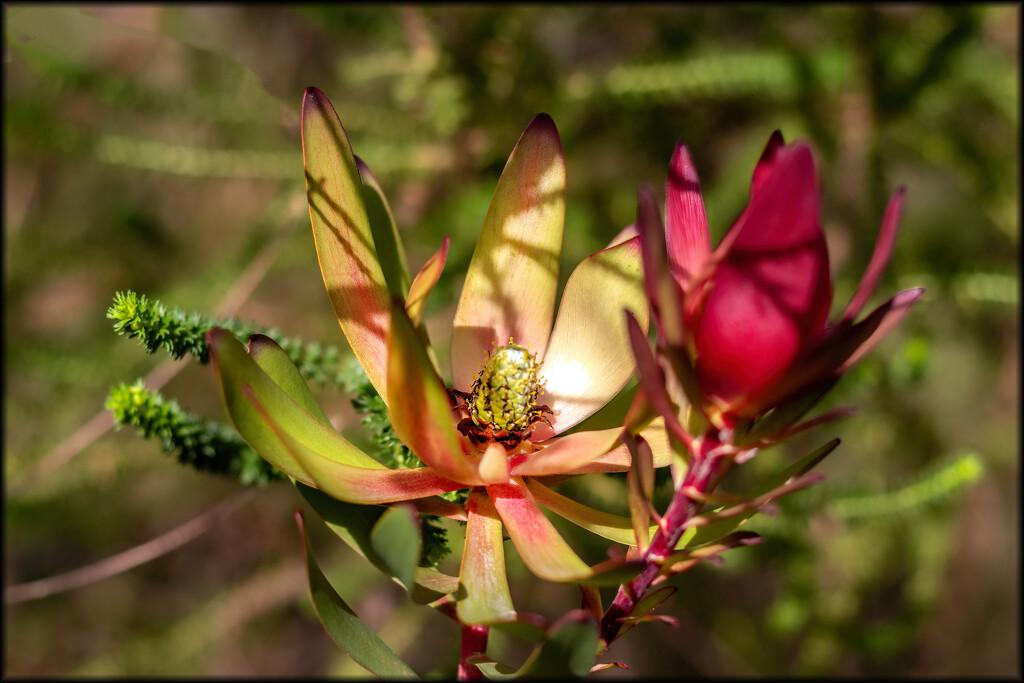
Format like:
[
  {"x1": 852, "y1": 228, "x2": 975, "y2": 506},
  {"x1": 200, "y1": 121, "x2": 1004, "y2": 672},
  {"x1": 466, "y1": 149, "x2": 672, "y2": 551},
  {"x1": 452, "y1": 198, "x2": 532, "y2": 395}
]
[
  {"x1": 458, "y1": 623, "x2": 489, "y2": 680},
  {"x1": 600, "y1": 433, "x2": 724, "y2": 647}
]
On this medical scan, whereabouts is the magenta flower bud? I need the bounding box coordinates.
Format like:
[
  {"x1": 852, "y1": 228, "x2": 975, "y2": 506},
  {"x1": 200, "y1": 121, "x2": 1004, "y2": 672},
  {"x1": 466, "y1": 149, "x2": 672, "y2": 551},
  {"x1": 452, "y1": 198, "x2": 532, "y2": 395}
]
[
  {"x1": 643, "y1": 132, "x2": 924, "y2": 424},
  {"x1": 691, "y1": 138, "x2": 832, "y2": 412}
]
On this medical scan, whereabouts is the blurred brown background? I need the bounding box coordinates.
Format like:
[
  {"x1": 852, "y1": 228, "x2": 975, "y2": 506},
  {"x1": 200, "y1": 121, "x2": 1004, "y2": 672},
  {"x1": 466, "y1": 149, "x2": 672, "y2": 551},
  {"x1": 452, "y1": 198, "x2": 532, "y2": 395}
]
[{"x1": 4, "y1": 5, "x2": 1018, "y2": 677}]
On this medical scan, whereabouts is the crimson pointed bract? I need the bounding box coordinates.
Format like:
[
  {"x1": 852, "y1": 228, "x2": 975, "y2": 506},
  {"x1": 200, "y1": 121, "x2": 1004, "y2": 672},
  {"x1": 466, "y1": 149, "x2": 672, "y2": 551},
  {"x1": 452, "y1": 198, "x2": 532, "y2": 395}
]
[{"x1": 650, "y1": 131, "x2": 923, "y2": 425}]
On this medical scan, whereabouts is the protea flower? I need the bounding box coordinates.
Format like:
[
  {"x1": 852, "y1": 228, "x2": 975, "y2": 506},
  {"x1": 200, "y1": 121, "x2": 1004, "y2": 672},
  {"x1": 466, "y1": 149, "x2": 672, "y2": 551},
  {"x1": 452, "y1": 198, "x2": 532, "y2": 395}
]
[
  {"x1": 638, "y1": 131, "x2": 925, "y2": 435},
  {"x1": 207, "y1": 88, "x2": 660, "y2": 634}
]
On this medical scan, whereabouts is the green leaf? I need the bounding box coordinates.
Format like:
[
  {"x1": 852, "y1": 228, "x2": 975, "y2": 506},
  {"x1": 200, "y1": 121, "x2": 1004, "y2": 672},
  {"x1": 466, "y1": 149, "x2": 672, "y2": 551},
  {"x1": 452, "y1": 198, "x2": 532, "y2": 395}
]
[
  {"x1": 208, "y1": 328, "x2": 384, "y2": 475},
  {"x1": 456, "y1": 490, "x2": 517, "y2": 626},
  {"x1": 302, "y1": 87, "x2": 392, "y2": 399},
  {"x1": 370, "y1": 503, "x2": 422, "y2": 594},
  {"x1": 450, "y1": 113, "x2": 565, "y2": 391},
  {"x1": 295, "y1": 511, "x2": 418, "y2": 679},
  {"x1": 357, "y1": 156, "x2": 411, "y2": 301},
  {"x1": 247, "y1": 334, "x2": 331, "y2": 423},
  {"x1": 297, "y1": 483, "x2": 459, "y2": 604}
]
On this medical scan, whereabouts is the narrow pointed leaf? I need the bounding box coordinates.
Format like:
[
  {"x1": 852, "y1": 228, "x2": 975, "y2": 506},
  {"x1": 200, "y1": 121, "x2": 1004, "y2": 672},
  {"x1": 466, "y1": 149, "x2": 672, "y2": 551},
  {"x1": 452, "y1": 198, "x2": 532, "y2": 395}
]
[
  {"x1": 665, "y1": 143, "x2": 711, "y2": 288},
  {"x1": 457, "y1": 491, "x2": 517, "y2": 625},
  {"x1": 510, "y1": 427, "x2": 621, "y2": 477},
  {"x1": 625, "y1": 432, "x2": 654, "y2": 551},
  {"x1": 525, "y1": 478, "x2": 641, "y2": 546},
  {"x1": 247, "y1": 334, "x2": 330, "y2": 423},
  {"x1": 661, "y1": 530, "x2": 763, "y2": 576},
  {"x1": 357, "y1": 156, "x2": 411, "y2": 300},
  {"x1": 406, "y1": 236, "x2": 450, "y2": 327},
  {"x1": 575, "y1": 418, "x2": 673, "y2": 473},
  {"x1": 244, "y1": 384, "x2": 467, "y2": 503},
  {"x1": 451, "y1": 114, "x2": 565, "y2": 390},
  {"x1": 539, "y1": 235, "x2": 648, "y2": 434},
  {"x1": 681, "y1": 439, "x2": 838, "y2": 548},
  {"x1": 370, "y1": 503, "x2": 422, "y2": 594},
  {"x1": 296, "y1": 511, "x2": 418, "y2": 679},
  {"x1": 387, "y1": 301, "x2": 481, "y2": 484},
  {"x1": 302, "y1": 87, "x2": 391, "y2": 398},
  {"x1": 614, "y1": 585, "x2": 677, "y2": 641},
  {"x1": 636, "y1": 187, "x2": 687, "y2": 348},
  {"x1": 842, "y1": 188, "x2": 904, "y2": 324},
  {"x1": 625, "y1": 311, "x2": 695, "y2": 459},
  {"x1": 486, "y1": 477, "x2": 591, "y2": 582},
  {"x1": 208, "y1": 328, "x2": 382, "y2": 484}
]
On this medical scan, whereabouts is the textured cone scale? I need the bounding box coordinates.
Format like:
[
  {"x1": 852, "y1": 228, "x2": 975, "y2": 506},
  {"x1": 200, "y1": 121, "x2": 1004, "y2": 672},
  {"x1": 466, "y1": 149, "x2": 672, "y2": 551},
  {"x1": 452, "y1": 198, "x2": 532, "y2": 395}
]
[{"x1": 470, "y1": 342, "x2": 544, "y2": 433}]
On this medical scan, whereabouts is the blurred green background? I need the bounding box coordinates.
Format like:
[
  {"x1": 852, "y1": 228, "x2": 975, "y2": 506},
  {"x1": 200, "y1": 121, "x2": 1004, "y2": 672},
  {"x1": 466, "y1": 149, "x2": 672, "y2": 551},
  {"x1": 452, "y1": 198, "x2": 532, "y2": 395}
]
[{"x1": 4, "y1": 5, "x2": 1018, "y2": 677}]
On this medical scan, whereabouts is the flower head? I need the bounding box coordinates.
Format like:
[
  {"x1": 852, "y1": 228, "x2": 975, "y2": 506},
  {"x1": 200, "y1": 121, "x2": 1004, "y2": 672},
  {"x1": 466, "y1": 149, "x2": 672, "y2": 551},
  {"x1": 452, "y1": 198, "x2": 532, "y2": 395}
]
[
  {"x1": 638, "y1": 132, "x2": 924, "y2": 430},
  {"x1": 209, "y1": 88, "x2": 659, "y2": 628}
]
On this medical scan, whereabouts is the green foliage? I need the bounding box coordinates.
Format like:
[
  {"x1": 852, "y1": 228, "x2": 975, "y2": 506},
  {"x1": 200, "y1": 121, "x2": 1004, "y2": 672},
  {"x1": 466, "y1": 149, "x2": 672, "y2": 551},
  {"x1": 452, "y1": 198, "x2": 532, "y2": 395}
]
[
  {"x1": 369, "y1": 504, "x2": 423, "y2": 594},
  {"x1": 108, "y1": 290, "x2": 220, "y2": 363},
  {"x1": 106, "y1": 380, "x2": 282, "y2": 486},
  {"x1": 830, "y1": 452, "x2": 984, "y2": 521},
  {"x1": 108, "y1": 290, "x2": 350, "y2": 387},
  {"x1": 107, "y1": 291, "x2": 455, "y2": 566},
  {"x1": 297, "y1": 512, "x2": 418, "y2": 679}
]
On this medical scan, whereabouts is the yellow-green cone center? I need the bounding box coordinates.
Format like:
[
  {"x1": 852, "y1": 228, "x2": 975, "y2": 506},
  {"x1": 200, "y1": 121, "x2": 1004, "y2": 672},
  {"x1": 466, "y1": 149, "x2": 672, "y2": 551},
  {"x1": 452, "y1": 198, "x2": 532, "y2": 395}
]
[{"x1": 469, "y1": 342, "x2": 542, "y2": 434}]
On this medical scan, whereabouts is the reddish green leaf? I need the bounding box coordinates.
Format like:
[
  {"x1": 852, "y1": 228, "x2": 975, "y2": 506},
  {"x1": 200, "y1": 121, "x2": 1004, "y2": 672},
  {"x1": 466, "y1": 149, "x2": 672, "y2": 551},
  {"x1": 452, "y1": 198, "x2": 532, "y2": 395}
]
[
  {"x1": 451, "y1": 114, "x2": 565, "y2": 390},
  {"x1": 457, "y1": 491, "x2": 517, "y2": 625},
  {"x1": 302, "y1": 87, "x2": 391, "y2": 398},
  {"x1": 387, "y1": 301, "x2": 480, "y2": 485}
]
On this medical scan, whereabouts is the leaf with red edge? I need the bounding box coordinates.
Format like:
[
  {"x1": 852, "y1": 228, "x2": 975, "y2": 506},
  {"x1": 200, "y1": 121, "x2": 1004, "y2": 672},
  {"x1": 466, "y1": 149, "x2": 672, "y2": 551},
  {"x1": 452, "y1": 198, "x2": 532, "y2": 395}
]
[
  {"x1": 457, "y1": 490, "x2": 517, "y2": 626},
  {"x1": 406, "y1": 236, "x2": 450, "y2": 328},
  {"x1": 841, "y1": 188, "x2": 904, "y2": 324},
  {"x1": 246, "y1": 333, "x2": 331, "y2": 423},
  {"x1": 538, "y1": 234, "x2": 648, "y2": 435},
  {"x1": 486, "y1": 477, "x2": 591, "y2": 582},
  {"x1": 451, "y1": 113, "x2": 565, "y2": 390},
  {"x1": 387, "y1": 301, "x2": 481, "y2": 485},
  {"x1": 636, "y1": 186, "x2": 687, "y2": 348},
  {"x1": 357, "y1": 156, "x2": 411, "y2": 301},
  {"x1": 302, "y1": 87, "x2": 391, "y2": 399},
  {"x1": 660, "y1": 530, "x2": 763, "y2": 577},
  {"x1": 624, "y1": 311, "x2": 695, "y2": 456},
  {"x1": 625, "y1": 431, "x2": 655, "y2": 551},
  {"x1": 207, "y1": 328, "x2": 381, "y2": 485},
  {"x1": 510, "y1": 427, "x2": 622, "y2": 478},
  {"x1": 681, "y1": 439, "x2": 839, "y2": 548},
  {"x1": 665, "y1": 143, "x2": 711, "y2": 289},
  {"x1": 244, "y1": 385, "x2": 467, "y2": 504}
]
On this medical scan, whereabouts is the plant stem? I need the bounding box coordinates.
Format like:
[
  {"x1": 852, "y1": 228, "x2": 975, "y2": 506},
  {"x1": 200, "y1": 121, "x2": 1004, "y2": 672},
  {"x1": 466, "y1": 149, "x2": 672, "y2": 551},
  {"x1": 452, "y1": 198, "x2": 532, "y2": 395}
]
[
  {"x1": 458, "y1": 623, "x2": 489, "y2": 680},
  {"x1": 600, "y1": 432, "x2": 724, "y2": 647}
]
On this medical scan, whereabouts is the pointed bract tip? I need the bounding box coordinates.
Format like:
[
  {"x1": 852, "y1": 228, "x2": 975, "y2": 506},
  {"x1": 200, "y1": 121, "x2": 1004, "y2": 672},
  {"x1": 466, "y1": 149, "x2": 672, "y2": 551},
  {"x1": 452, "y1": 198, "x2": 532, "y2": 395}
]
[
  {"x1": 520, "y1": 113, "x2": 560, "y2": 142},
  {"x1": 896, "y1": 287, "x2": 926, "y2": 305}
]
